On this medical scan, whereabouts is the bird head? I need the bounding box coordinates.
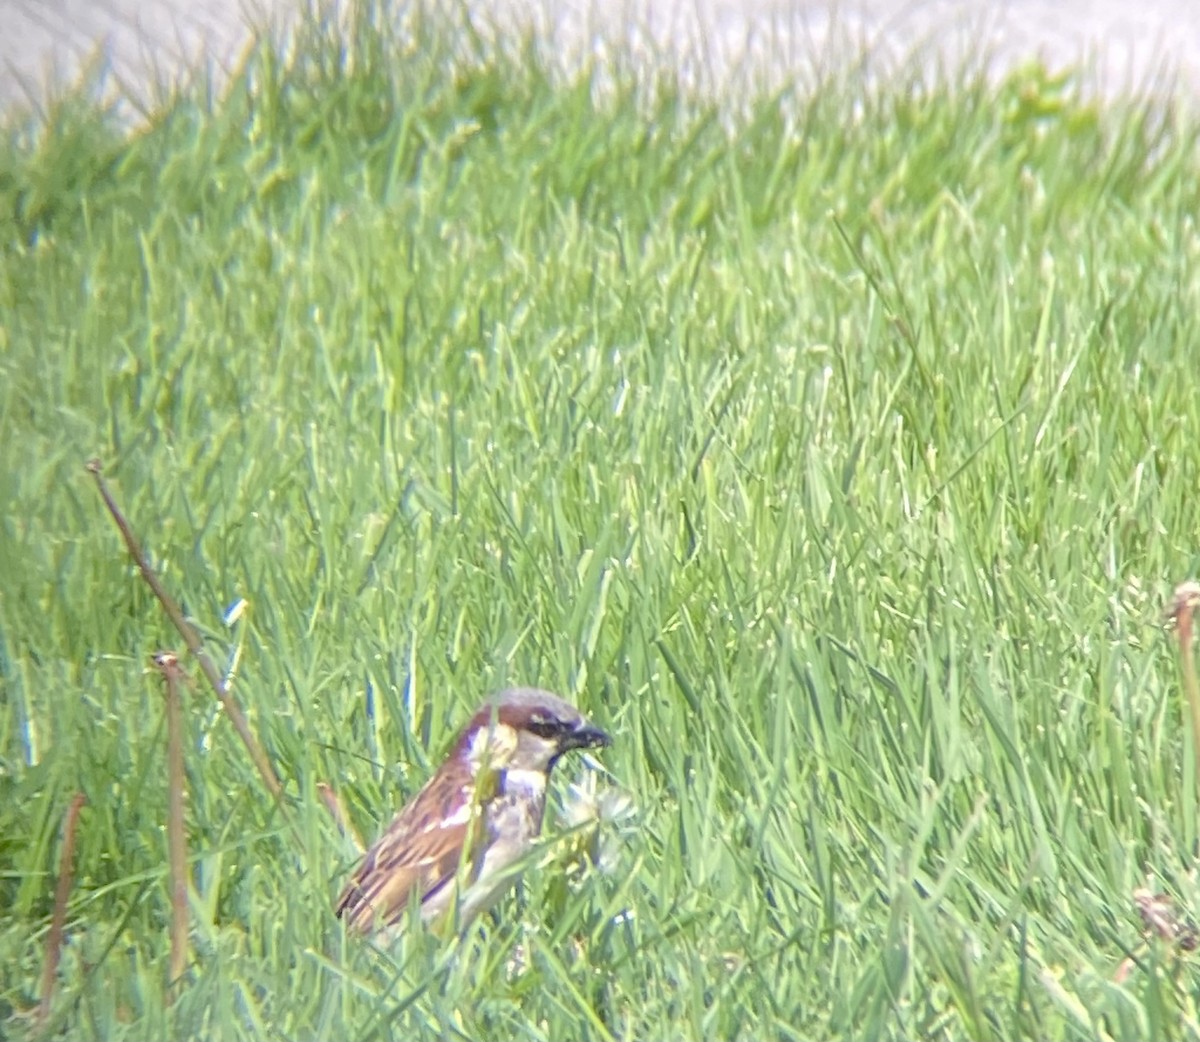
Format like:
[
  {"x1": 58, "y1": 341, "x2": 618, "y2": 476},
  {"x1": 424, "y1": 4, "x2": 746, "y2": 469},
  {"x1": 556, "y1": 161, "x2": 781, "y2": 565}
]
[{"x1": 455, "y1": 687, "x2": 611, "y2": 775}]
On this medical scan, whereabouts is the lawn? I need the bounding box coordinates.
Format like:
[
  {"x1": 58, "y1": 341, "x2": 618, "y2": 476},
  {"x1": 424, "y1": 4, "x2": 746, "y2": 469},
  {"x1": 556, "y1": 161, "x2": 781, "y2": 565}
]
[{"x1": 3, "y1": 1, "x2": 1200, "y2": 1038}]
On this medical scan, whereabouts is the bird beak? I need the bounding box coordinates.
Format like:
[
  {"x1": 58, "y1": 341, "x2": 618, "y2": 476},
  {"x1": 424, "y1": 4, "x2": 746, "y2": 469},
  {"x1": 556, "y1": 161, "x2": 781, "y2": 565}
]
[{"x1": 562, "y1": 719, "x2": 611, "y2": 753}]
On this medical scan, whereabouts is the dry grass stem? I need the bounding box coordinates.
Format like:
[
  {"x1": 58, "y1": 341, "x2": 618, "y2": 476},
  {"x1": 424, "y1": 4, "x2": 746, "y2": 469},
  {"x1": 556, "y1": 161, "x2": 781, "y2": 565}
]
[
  {"x1": 37, "y1": 792, "x2": 86, "y2": 1027},
  {"x1": 86, "y1": 459, "x2": 284, "y2": 800},
  {"x1": 155, "y1": 651, "x2": 191, "y2": 997}
]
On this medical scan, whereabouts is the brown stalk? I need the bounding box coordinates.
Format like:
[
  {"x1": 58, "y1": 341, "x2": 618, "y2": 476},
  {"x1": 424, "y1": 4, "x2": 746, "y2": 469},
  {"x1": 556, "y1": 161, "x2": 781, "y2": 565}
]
[
  {"x1": 155, "y1": 652, "x2": 190, "y2": 997},
  {"x1": 85, "y1": 459, "x2": 283, "y2": 800},
  {"x1": 37, "y1": 792, "x2": 86, "y2": 1027},
  {"x1": 1168, "y1": 581, "x2": 1200, "y2": 784}
]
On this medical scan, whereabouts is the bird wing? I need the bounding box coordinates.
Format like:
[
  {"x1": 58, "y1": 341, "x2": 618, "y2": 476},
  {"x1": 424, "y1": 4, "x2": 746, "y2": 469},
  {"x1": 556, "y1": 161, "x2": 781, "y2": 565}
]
[{"x1": 335, "y1": 765, "x2": 477, "y2": 933}]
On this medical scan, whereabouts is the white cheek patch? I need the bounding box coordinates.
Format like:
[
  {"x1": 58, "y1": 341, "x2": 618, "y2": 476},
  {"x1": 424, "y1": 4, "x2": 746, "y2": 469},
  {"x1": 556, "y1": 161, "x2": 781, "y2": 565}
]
[
  {"x1": 515, "y1": 732, "x2": 560, "y2": 772},
  {"x1": 466, "y1": 723, "x2": 518, "y2": 768}
]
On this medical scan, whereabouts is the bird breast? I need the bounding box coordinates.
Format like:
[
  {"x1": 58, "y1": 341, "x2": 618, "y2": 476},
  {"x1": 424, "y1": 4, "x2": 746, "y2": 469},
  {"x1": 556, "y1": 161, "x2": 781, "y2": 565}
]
[{"x1": 477, "y1": 769, "x2": 547, "y2": 872}]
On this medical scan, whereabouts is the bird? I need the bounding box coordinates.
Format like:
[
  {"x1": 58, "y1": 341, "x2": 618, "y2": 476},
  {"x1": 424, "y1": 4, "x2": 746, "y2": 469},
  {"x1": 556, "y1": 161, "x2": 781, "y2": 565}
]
[{"x1": 335, "y1": 686, "x2": 611, "y2": 936}]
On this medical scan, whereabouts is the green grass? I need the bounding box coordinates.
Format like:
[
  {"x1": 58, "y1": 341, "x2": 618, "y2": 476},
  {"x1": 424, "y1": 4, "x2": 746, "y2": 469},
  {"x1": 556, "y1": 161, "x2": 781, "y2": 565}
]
[{"x1": 3, "y1": 1, "x2": 1200, "y2": 1038}]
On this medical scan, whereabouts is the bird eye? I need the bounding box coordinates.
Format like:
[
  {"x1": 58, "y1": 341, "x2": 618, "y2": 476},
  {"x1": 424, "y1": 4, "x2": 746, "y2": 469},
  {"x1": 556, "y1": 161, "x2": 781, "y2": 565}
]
[{"x1": 526, "y1": 719, "x2": 562, "y2": 740}]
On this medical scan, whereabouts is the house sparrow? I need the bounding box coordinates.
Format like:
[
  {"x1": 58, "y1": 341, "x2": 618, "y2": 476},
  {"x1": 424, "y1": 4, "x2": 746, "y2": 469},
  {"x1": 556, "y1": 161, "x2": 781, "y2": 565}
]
[{"x1": 336, "y1": 687, "x2": 611, "y2": 936}]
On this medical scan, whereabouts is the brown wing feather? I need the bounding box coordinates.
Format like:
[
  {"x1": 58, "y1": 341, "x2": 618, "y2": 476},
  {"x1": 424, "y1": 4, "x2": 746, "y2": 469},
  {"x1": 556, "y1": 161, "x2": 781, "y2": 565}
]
[{"x1": 336, "y1": 762, "x2": 476, "y2": 933}]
